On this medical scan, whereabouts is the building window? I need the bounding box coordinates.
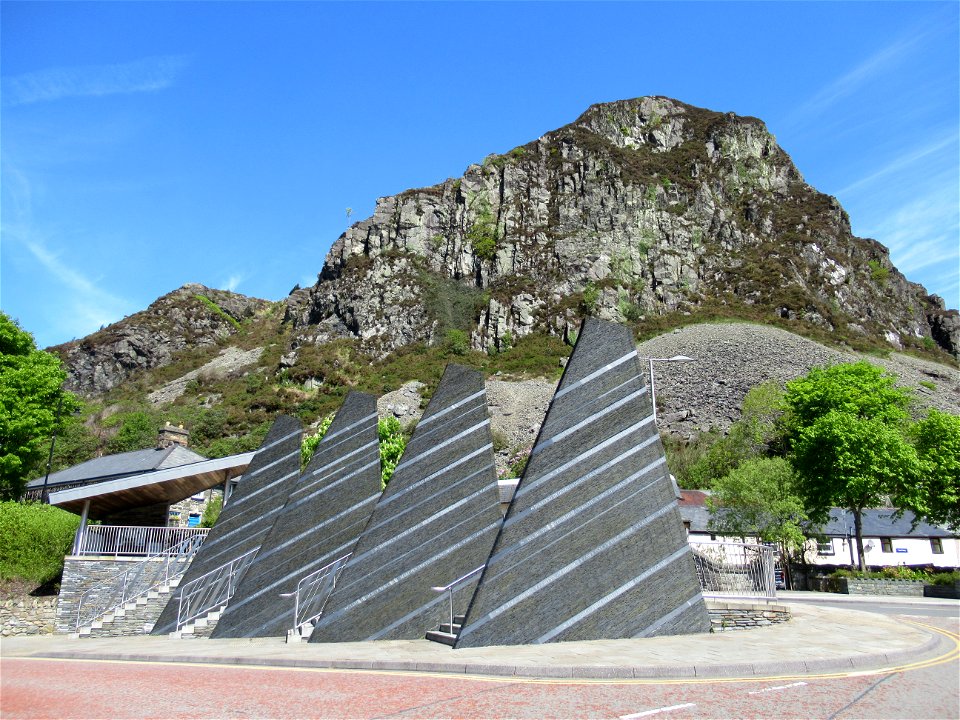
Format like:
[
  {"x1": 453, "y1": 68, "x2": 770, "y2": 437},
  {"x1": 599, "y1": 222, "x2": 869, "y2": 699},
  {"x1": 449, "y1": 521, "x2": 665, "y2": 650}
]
[
  {"x1": 880, "y1": 537, "x2": 893, "y2": 553},
  {"x1": 682, "y1": 520, "x2": 691, "y2": 535},
  {"x1": 817, "y1": 540, "x2": 834, "y2": 556},
  {"x1": 931, "y1": 538, "x2": 944, "y2": 554}
]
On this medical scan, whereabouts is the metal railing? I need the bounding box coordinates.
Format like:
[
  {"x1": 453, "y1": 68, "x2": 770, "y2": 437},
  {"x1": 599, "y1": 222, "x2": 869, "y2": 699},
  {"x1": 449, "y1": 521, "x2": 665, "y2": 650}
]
[
  {"x1": 690, "y1": 542, "x2": 777, "y2": 601},
  {"x1": 76, "y1": 533, "x2": 206, "y2": 631},
  {"x1": 430, "y1": 565, "x2": 485, "y2": 636},
  {"x1": 76, "y1": 525, "x2": 210, "y2": 557},
  {"x1": 281, "y1": 553, "x2": 352, "y2": 638},
  {"x1": 176, "y1": 548, "x2": 258, "y2": 631}
]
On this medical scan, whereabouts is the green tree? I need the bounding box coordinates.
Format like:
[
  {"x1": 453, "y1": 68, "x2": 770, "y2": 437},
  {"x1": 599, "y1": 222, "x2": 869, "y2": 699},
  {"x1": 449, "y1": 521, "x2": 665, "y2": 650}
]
[
  {"x1": 200, "y1": 494, "x2": 223, "y2": 528},
  {"x1": 104, "y1": 411, "x2": 161, "y2": 454},
  {"x1": 706, "y1": 457, "x2": 808, "y2": 555},
  {"x1": 0, "y1": 313, "x2": 78, "y2": 500},
  {"x1": 904, "y1": 409, "x2": 960, "y2": 531},
  {"x1": 378, "y1": 416, "x2": 407, "y2": 488},
  {"x1": 784, "y1": 362, "x2": 919, "y2": 570}
]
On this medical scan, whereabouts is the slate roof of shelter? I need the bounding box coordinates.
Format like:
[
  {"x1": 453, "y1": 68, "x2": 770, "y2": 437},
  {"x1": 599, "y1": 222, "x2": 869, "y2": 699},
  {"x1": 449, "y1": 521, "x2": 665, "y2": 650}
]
[{"x1": 27, "y1": 445, "x2": 207, "y2": 489}]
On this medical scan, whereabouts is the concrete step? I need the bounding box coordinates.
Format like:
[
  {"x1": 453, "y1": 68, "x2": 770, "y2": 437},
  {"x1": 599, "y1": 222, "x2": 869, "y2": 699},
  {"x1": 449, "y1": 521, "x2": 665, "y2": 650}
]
[
  {"x1": 425, "y1": 630, "x2": 457, "y2": 646},
  {"x1": 439, "y1": 623, "x2": 462, "y2": 634}
]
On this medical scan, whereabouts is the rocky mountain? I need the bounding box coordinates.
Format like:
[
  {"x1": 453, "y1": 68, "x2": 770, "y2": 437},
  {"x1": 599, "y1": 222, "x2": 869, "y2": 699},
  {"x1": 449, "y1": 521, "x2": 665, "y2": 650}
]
[
  {"x1": 51, "y1": 95, "x2": 958, "y2": 445},
  {"x1": 53, "y1": 283, "x2": 272, "y2": 395},
  {"x1": 284, "y1": 96, "x2": 957, "y2": 362}
]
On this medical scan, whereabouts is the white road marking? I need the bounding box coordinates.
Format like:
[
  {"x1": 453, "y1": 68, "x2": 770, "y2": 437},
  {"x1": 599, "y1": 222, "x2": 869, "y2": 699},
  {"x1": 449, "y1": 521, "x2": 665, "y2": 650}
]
[
  {"x1": 620, "y1": 702, "x2": 697, "y2": 719},
  {"x1": 748, "y1": 681, "x2": 808, "y2": 694}
]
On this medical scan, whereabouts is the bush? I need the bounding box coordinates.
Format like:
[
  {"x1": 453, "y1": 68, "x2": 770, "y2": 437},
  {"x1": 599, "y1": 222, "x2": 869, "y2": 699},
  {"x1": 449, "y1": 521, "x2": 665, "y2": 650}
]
[
  {"x1": 200, "y1": 494, "x2": 222, "y2": 528},
  {"x1": 0, "y1": 501, "x2": 80, "y2": 584}
]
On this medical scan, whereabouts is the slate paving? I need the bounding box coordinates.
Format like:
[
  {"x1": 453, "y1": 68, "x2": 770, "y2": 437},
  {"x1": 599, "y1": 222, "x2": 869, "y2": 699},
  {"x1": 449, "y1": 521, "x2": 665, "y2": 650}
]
[{"x1": 3, "y1": 602, "x2": 954, "y2": 680}]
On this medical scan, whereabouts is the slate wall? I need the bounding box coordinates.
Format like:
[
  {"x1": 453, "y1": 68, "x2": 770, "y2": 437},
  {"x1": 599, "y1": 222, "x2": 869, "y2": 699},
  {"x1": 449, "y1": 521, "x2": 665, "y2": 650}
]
[
  {"x1": 309, "y1": 364, "x2": 502, "y2": 642},
  {"x1": 457, "y1": 317, "x2": 710, "y2": 648},
  {"x1": 213, "y1": 393, "x2": 382, "y2": 638},
  {"x1": 151, "y1": 416, "x2": 303, "y2": 635}
]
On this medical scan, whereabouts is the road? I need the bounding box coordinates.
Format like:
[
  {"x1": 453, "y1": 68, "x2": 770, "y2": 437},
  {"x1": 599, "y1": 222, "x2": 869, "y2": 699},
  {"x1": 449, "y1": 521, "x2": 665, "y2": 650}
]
[
  {"x1": 1, "y1": 612, "x2": 957, "y2": 719},
  {"x1": 778, "y1": 591, "x2": 960, "y2": 618}
]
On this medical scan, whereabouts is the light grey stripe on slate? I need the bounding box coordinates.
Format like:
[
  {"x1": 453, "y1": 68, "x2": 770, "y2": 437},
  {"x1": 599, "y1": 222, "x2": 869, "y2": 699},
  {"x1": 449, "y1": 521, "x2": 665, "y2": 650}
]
[
  {"x1": 534, "y1": 544, "x2": 693, "y2": 643},
  {"x1": 287, "y1": 456, "x2": 380, "y2": 510},
  {"x1": 345, "y1": 484, "x2": 493, "y2": 569},
  {"x1": 391, "y1": 419, "x2": 490, "y2": 475},
  {"x1": 317, "y1": 521, "x2": 501, "y2": 629},
  {"x1": 553, "y1": 349, "x2": 638, "y2": 399},
  {"x1": 531, "y1": 386, "x2": 648, "y2": 456},
  {"x1": 319, "y1": 412, "x2": 379, "y2": 444},
  {"x1": 514, "y1": 416, "x2": 655, "y2": 502},
  {"x1": 492, "y1": 456, "x2": 666, "y2": 569},
  {"x1": 459, "y1": 501, "x2": 677, "y2": 638},
  {"x1": 416, "y1": 389, "x2": 486, "y2": 428},
  {"x1": 637, "y1": 592, "x2": 705, "y2": 638},
  {"x1": 363, "y1": 462, "x2": 494, "y2": 536},
  {"x1": 378, "y1": 444, "x2": 493, "y2": 508},
  {"x1": 219, "y1": 535, "x2": 361, "y2": 615},
  {"x1": 294, "y1": 440, "x2": 379, "y2": 494},
  {"x1": 505, "y1": 437, "x2": 662, "y2": 531},
  {"x1": 228, "y1": 460, "x2": 301, "y2": 508}
]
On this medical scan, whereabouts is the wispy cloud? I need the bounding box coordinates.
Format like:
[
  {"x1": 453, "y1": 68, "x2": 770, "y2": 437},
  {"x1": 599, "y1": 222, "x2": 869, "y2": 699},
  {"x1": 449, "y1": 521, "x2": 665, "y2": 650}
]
[
  {"x1": 836, "y1": 133, "x2": 958, "y2": 197},
  {"x1": 2, "y1": 54, "x2": 189, "y2": 106},
  {"x1": 785, "y1": 30, "x2": 926, "y2": 129}
]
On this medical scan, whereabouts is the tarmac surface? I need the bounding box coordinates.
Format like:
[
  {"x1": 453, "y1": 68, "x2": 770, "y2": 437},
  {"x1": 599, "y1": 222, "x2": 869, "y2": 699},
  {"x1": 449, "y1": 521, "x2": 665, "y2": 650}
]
[{"x1": 2, "y1": 595, "x2": 957, "y2": 680}]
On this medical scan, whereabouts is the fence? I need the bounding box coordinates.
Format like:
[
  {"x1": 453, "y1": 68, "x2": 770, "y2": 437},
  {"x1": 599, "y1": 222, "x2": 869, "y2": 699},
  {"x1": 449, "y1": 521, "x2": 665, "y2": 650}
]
[
  {"x1": 76, "y1": 525, "x2": 210, "y2": 557},
  {"x1": 282, "y1": 553, "x2": 352, "y2": 638},
  {"x1": 76, "y1": 533, "x2": 206, "y2": 631},
  {"x1": 176, "y1": 548, "x2": 258, "y2": 631},
  {"x1": 690, "y1": 542, "x2": 777, "y2": 601}
]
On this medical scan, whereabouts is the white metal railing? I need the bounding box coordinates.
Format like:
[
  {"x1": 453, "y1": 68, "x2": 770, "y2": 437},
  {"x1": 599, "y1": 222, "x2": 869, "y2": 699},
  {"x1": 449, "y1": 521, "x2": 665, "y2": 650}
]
[
  {"x1": 76, "y1": 525, "x2": 210, "y2": 557},
  {"x1": 76, "y1": 533, "x2": 206, "y2": 631},
  {"x1": 691, "y1": 542, "x2": 777, "y2": 601},
  {"x1": 176, "y1": 548, "x2": 258, "y2": 631},
  {"x1": 281, "y1": 553, "x2": 352, "y2": 639},
  {"x1": 430, "y1": 565, "x2": 485, "y2": 636}
]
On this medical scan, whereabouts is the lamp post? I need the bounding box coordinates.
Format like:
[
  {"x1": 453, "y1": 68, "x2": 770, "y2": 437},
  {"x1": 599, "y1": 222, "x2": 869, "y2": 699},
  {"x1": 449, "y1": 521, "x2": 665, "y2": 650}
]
[
  {"x1": 638, "y1": 355, "x2": 696, "y2": 424},
  {"x1": 40, "y1": 394, "x2": 65, "y2": 503}
]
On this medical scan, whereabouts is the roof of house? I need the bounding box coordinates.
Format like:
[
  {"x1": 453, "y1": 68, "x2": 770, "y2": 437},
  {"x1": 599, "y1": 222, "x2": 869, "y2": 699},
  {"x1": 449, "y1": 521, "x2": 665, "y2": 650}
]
[
  {"x1": 27, "y1": 444, "x2": 207, "y2": 490},
  {"x1": 817, "y1": 508, "x2": 953, "y2": 539},
  {"x1": 677, "y1": 490, "x2": 955, "y2": 539}
]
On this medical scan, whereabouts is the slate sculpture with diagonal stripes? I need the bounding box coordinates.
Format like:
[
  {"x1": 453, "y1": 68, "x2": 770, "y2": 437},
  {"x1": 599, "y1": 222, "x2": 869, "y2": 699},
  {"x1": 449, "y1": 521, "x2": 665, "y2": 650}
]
[
  {"x1": 456, "y1": 317, "x2": 710, "y2": 647},
  {"x1": 211, "y1": 392, "x2": 382, "y2": 638},
  {"x1": 151, "y1": 415, "x2": 304, "y2": 635},
  {"x1": 309, "y1": 363, "x2": 502, "y2": 642}
]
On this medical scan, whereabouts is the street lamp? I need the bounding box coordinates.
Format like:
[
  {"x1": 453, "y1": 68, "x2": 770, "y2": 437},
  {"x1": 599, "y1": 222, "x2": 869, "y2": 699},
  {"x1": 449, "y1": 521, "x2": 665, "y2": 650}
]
[{"x1": 637, "y1": 355, "x2": 696, "y2": 424}]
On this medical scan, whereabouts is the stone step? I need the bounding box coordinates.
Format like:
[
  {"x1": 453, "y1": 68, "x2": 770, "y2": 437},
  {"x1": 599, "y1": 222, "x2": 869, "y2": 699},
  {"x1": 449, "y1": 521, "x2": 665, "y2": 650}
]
[
  {"x1": 438, "y1": 623, "x2": 462, "y2": 634},
  {"x1": 425, "y1": 630, "x2": 457, "y2": 646}
]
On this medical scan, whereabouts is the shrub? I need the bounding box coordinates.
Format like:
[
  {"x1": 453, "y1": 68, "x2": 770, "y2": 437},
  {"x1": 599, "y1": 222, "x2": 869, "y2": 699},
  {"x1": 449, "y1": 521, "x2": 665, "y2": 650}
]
[
  {"x1": 445, "y1": 329, "x2": 470, "y2": 356},
  {"x1": 0, "y1": 501, "x2": 80, "y2": 584},
  {"x1": 200, "y1": 494, "x2": 222, "y2": 528}
]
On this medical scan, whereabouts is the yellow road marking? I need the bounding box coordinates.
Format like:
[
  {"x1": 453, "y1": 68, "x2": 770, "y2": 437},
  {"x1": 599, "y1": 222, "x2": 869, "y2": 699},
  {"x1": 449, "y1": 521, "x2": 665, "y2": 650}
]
[{"x1": 4, "y1": 619, "x2": 957, "y2": 687}]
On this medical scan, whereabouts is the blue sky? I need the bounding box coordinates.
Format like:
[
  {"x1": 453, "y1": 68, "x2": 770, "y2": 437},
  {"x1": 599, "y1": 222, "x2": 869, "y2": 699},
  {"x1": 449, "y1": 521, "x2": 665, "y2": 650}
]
[{"x1": 2, "y1": 1, "x2": 957, "y2": 349}]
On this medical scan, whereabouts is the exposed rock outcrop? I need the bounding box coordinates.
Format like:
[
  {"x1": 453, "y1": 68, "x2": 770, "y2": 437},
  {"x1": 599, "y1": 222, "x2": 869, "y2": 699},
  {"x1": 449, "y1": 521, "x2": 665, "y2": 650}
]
[
  {"x1": 53, "y1": 284, "x2": 270, "y2": 396},
  {"x1": 285, "y1": 96, "x2": 954, "y2": 360}
]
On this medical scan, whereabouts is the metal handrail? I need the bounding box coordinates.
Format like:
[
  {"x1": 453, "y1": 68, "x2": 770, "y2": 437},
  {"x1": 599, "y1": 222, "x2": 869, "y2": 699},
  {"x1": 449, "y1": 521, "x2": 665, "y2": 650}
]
[
  {"x1": 690, "y1": 541, "x2": 777, "y2": 601},
  {"x1": 281, "y1": 553, "x2": 352, "y2": 638},
  {"x1": 176, "y1": 548, "x2": 258, "y2": 631},
  {"x1": 76, "y1": 525, "x2": 209, "y2": 557},
  {"x1": 76, "y1": 533, "x2": 206, "y2": 631},
  {"x1": 430, "y1": 565, "x2": 485, "y2": 636}
]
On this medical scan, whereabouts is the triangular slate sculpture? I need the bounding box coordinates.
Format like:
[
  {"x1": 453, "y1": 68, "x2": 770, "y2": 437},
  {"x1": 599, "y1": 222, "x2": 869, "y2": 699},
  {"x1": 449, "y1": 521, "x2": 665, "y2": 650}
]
[
  {"x1": 456, "y1": 318, "x2": 710, "y2": 647},
  {"x1": 212, "y1": 393, "x2": 382, "y2": 638},
  {"x1": 309, "y1": 364, "x2": 502, "y2": 642},
  {"x1": 152, "y1": 415, "x2": 303, "y2": 635}
]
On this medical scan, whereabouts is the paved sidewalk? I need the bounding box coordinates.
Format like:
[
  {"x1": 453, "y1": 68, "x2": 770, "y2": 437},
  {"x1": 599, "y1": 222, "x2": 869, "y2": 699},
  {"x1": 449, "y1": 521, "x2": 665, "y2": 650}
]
[{"x1": 1, "y1": 602, "x2": 955, "y2": 680}]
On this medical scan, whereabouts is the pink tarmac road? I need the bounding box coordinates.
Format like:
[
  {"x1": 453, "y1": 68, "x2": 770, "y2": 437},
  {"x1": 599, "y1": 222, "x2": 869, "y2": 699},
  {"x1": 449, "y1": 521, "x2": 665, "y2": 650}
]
[{"x1": 2, "y1": 617, "x2": 957, "y2": 720}]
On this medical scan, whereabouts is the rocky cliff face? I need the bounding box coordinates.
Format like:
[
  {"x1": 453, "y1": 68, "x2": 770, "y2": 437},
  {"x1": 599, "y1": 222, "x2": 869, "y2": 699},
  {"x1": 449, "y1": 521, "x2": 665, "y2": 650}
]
[
  {"x1": 53, "y1": 283, "x2": 271, "y2": 395},
  {"x1": 285, "y1": 96, "x2": 957, "y2": 360}
]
